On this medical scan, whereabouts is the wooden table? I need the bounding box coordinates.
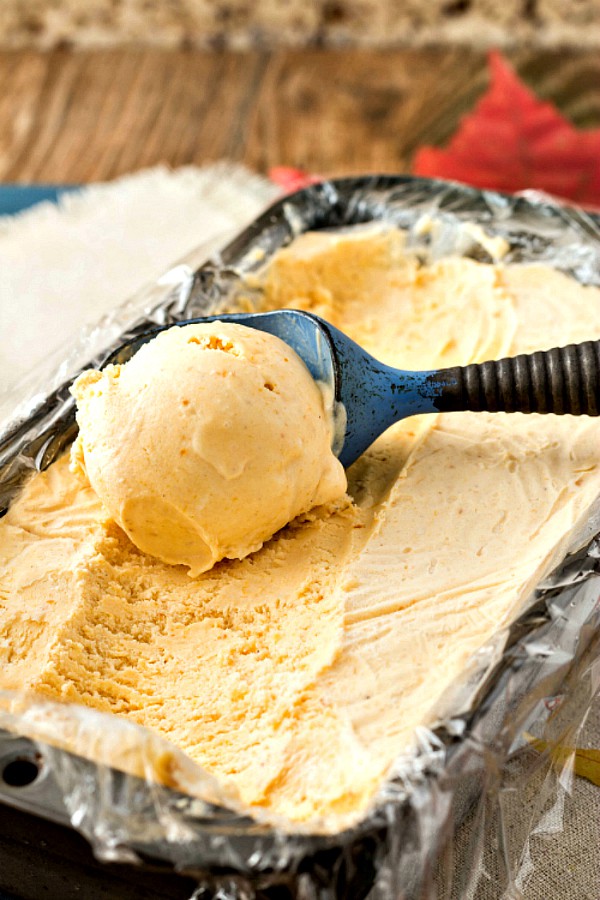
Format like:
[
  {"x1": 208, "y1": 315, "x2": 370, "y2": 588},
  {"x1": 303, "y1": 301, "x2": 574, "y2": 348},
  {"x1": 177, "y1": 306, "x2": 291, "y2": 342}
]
[{"x1": 0, "y1": 47, "x2": 599, "y2": 184}]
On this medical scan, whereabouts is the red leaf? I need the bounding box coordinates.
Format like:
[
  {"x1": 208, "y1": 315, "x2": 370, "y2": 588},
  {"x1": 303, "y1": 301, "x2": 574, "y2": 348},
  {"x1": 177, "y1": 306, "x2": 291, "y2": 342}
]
[
  {"x1": 413, "y1": 51, "x2": 600, "y2": 207},
  {"x1": 269, "y1": 167, "x2": 321, "y2": 193}
]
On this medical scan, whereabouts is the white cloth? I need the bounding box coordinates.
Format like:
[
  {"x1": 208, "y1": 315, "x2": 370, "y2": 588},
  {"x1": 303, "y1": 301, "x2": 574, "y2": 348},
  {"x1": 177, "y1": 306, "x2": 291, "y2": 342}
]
[{"x1": 0, "y1": 163, "x2": 277, "y2": 420}]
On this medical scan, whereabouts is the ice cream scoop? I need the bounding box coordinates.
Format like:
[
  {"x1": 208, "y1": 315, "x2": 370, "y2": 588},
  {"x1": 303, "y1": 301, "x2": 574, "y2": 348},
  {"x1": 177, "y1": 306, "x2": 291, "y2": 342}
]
[
  {"x1": 71, "y1": 321, "x2": 346, "y2": 576},
  {"x1": 111, "y1": 310, "x2": 600, "y2": 468}
]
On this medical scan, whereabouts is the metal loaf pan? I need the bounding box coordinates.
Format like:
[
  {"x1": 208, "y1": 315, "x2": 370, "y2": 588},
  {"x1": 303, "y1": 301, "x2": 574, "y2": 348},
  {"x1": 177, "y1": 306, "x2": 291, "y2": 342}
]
[{"x1": 1, "y1": 176, "x2": 600, "y2": 900}]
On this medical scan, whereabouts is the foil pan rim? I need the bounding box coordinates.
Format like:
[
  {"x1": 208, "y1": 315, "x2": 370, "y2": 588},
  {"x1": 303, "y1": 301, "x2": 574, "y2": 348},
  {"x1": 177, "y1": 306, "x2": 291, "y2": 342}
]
[{"x1": 0, "y1": 175, "x2": 599, "y2": 885}]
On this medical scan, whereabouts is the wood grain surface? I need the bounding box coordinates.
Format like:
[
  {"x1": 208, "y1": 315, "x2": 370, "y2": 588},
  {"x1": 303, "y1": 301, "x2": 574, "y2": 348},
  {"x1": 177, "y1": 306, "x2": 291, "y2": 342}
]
[{"x1": 0, "y1": 47, "x2": 599, "y2": 183}]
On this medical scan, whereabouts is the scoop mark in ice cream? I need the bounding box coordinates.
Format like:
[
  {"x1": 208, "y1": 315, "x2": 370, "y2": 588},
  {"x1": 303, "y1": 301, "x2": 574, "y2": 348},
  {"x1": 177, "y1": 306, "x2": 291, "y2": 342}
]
[
  {"x1": 70, "y1": 321, "x2": 347, "y2": 576},
  {"x1": 2, "y1": 227, "x2": 600, "y2": 829}
]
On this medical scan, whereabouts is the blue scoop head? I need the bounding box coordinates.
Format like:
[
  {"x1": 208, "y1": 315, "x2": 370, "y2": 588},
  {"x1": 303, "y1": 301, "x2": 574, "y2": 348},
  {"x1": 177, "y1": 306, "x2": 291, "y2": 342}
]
[
  {"x1": 109, "y1": 310, "x2": 600, "y2": 468},
  {"x1": 108, "y1": 309, "x2": 443, "y2": 468}
]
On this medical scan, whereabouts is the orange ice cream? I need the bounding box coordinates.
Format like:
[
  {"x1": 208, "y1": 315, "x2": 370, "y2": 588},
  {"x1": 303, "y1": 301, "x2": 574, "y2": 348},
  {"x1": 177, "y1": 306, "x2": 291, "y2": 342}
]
[
  {"x1": 70, "y1": 321, "x2": 346, "y2": 576},
  {"x1": 1, "y1": 226, "x2": 599, "y2": 830}
]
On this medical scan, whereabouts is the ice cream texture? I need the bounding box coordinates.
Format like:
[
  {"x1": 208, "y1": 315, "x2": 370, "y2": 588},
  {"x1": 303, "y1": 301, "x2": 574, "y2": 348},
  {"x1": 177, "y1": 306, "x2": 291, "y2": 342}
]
[
  {"x1": 1, "y1": 226, "x2": 600, "y2": 828},
  {"x1": 70, "y1": 321, "x2": 346, "y2": 575}
]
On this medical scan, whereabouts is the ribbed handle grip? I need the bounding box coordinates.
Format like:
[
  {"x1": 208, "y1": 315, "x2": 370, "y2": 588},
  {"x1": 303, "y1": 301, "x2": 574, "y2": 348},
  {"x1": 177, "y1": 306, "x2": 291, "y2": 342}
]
[{"x1": 430, "y1": 340, "x2": 600, "y2": 416}]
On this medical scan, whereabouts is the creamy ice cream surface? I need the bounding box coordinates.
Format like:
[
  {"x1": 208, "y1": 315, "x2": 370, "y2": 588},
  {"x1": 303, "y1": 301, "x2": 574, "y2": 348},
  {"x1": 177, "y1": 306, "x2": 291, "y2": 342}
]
[
  {"x1": 1, "y1": 226, "x2": 600, "y2": 829},
  {"x1": 70, "y1": 321, "x2": 346, "y2": 575}
]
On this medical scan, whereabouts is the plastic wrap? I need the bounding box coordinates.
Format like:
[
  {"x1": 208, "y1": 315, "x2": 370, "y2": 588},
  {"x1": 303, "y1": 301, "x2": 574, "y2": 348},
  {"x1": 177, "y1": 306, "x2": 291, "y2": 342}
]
[{"x1": 1, "y1": 176, "x2": 599, "y2": 899}]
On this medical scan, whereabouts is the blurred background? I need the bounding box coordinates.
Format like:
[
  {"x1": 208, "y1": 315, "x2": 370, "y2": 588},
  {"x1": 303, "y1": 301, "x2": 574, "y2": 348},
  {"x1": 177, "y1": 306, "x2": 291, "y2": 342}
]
[
  {"x1": 0, "y1": 0, "x2": 598, "y2": 183},
  {"x1": 2, "y1": 0, "x2": 599, "y2": 48}
]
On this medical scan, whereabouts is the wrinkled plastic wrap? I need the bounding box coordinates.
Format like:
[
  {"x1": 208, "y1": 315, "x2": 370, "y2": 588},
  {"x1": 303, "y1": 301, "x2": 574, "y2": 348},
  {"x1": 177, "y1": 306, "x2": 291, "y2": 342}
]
[{"x1": 1, "y1": 176, "x2": 599, "y2": 899}]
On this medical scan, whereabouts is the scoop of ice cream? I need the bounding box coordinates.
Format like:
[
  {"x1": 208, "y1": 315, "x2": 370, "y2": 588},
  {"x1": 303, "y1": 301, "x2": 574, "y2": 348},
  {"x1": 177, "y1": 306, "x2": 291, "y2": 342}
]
[{"x1": 70, "y1": 321, "x2": 346, "y2": 576}]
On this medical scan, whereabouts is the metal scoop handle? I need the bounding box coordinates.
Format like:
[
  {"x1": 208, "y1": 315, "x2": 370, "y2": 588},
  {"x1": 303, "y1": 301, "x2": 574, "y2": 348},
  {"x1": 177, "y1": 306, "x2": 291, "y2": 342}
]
[{"x1": 429, "y1": 340, "x2": 600, "y2": 416}]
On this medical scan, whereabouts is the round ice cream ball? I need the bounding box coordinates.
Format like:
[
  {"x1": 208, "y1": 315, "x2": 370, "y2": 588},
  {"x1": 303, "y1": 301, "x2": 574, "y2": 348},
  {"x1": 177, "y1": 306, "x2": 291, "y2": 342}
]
[{"x1": 70, "y1": 321, "x2": 347, "y2": 576}]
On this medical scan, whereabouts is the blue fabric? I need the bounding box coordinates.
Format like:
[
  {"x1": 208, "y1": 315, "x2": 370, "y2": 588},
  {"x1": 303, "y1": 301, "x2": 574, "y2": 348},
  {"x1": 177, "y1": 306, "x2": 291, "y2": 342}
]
[{"x1": 0, "y1": 184, "x2": 78, "y2": 216}]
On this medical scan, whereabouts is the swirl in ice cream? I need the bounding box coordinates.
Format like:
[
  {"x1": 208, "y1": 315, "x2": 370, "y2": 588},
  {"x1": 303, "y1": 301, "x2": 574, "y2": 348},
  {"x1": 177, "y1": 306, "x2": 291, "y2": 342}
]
[{"x1": 70, "y1": 321, "x2": 346, "y2": 576}]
